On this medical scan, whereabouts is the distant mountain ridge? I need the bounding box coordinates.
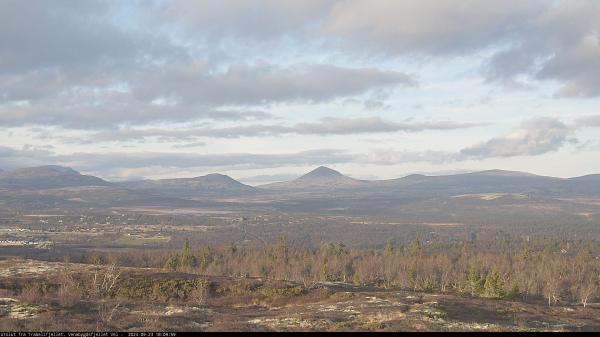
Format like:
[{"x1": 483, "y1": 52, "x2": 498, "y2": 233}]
[
  {"x1": 0, "y1": 166, "x2": 200, "y2": 209},
  {"x1": 371, "y1": 170, "x2": 563, "y2": 197},
  {"x1": 2, "y1": 165, "x2": 600, "y2": 202},
  {"x1": 2, "y1": 165, "x2": 599, "y2": 224},
  {"x1": 117, "y1": 172, "x2": 257, "y2": 197},
  {"x1": 0, "y1": 165, "x2": 111, "y2": 189},
  {"x1": 259, "y1": 166, "x2": 368, "y2": 190}
]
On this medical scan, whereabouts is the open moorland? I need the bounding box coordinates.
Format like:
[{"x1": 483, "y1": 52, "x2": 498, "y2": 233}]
[{"x1": 1, "y1": 259, "x2": 600, "y2": 332}]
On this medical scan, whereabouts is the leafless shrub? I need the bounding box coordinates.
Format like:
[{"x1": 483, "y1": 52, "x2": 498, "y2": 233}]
[
  {"x1": 190, "y1": 279, "x2": 210, "y2": 307},
  {"x1": 96, "y1": 301, "x2": 121, "y2": 330},
  {"x1": 90, "y1": 263, "x2": 121, "y2": 299},
  {"x1": 577, "y1": 276, "x2": 597, "y2": 308},
  {"x1": 57, "y1": 269, "x2": 81, "y2": 306},
  {"x1": 19, "y1": 285, "x2": 42, "y2": 304}
]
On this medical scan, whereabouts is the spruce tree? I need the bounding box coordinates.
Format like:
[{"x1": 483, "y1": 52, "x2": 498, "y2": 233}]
[
  {"x1": 408, "y1": 239, "x2": 422, "y2": 257},
  {"x1": 180, "y1": 238, "x2": 197, "y2": 269},
  {"x1": 483, "y1": 270, "x2": 505, "y2": 298},
  {"x1": 468, "y1": 269, "x2": 483, "y2": 297}
]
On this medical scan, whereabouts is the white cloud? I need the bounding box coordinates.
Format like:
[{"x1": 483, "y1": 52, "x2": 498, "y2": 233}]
[
  {"x1": 460, "y1": 118, "x2": 574, "y2": 158},
  {"x1": 44, "y1": 117, "x2": 483, "y2": 143}
]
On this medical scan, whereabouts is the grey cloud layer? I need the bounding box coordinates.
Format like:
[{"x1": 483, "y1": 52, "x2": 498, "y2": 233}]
[
  {"x1": 0, "y1": 1, "x2": 414, "y2": 128},
  {"x1": 1, "y1": 1, "x2": 139, "y2": 75},
  {"x1": 59, "y1": 117, "x2": 484, "y2": 143},
  {"x1": 0, "y1": 62, "x2": 413, "y2": 128},
  {"x1": 292, "y1": 117, "x2": 483, "y2": 135},
  {"x1": 484, "y1": 1, "x2": 600, "y2": 97},
  {"x1": 134, "y1": 63, "x2": 415, "y2": 106},
  {"x1": 1, "y1": 0, "x2": 599, "y2": 132},
  {"x1": 322, "y1": 0, "x2": 545, "y2": 55},
  {"x1": 0, "y1": 146, "x2": 355, "y2": 173},
  {"x1": 169, "y1": 0, "x2": 600, "y2": 97},
  {"x1": 164, "y1": 0, "x2": 334, "y2": 40},
  {"x1": 166, "y1": 0, "x2": 541, "y2": 54},
  {"x1": 575, "y1": 115, "x2": 600, "y2": 127},
  {"x1": 3, "y1": 117, "x2": 591, "y2": 175}
]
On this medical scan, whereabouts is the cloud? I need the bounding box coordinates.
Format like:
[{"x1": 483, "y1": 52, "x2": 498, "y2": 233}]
[
  {"x1": 358, "y1": 149, "x2": 455, "y2": 165},
  {"x1": 0, "y1": 62, "x2": 414, "y2": 128},
  {"x1": 0, "y1": 2, "x2": 415, "y2": 129},
  {"x1": 360, "y1": 117, "x2": 584, "y2": 165},
  {"x1": 169, "y1": 0, "x2": 600, "y2": 97},
  {"x1": 0, "y1": 1, "x2": 183, "y2": 101},
  {"x1": 2, "y1": 1, "x2": 600, "y2": 179},
  {"x1": 575, "y1": 115, "x2": 600, "y2": 127},
  {"x1": 0, "y1": 1, "x2": 187, "y2": 128},
  {"x1": 172, "y1": 142, "x2": 207, "y2": 149},
  {"x1": 0, "y1": 145, "x2": 55, "y2": 169},
  {"x1": 484, "y1": 1, "x2": 600, "y2": 97},
  {"x1": 166, "y1": 0, "x2": 543, "y2": 55},
  {"x1": 62, "y1": 150, "x2": 357, "y2": 171},
  {"x1": 2, "y1": 0, "x2": 600, "y2": 135},
  {"x1": 293, "y1": 117, "x2": 483, "y2": 135},
  {"x1": 164, "y1": 0, "x2": 334, "y2": 40},
  {"x1": 322, "y1": 0, "x2": 545, "y2": 56},
  {"x1": 133, "y1": 63, "x2": 415, "y2": 107},
  {"x1": 50, "y1": 117, "x2": 483, "y2": 143},
  {"x1": 325, "y1": 0, "x2": 600, "y2": 97},
  {"x1": 460, "y1": 118, "x2": 574, "y2": 159},
  {"x1": 238, "y1": 173, "x2": 302, "y2": 185},
  {"x1": 0, "y1": 117, "x2": 591, "y2": 174},
  {"x1": 0, "y1": 1, "x2": 139, "y2": 75},
  {"x1": 0, "y1": 145, "x2": 357, "y2": 173}
]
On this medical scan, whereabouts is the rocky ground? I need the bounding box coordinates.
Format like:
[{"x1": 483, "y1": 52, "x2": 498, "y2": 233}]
[{"x1": 0, "y1": 259, "x2": 599, "y2": 331}]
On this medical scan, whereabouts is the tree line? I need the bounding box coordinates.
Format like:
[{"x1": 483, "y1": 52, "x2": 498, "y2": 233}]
[{"x1": 75, "y1": 236, "x2": 600, "y2": 307}]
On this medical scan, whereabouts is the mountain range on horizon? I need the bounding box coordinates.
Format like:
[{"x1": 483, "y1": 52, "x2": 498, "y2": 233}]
[
  {"x1": 1, "y1": 164, "x2": 600, "y2": 217},
  {"x1": 1, "y1": 164, "x2": 599, "y2": 189},
  {"x1": 1, "y1": 164, "x2": 599, "y2": 197},
  {"x1": 0, "y1": 165, "x2": 111, "y2": 189}
]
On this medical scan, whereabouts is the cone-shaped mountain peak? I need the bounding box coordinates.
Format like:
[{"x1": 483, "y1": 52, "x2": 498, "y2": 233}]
[{"x1": 299, "y1": 166, "x2": 344, "y2": 179}]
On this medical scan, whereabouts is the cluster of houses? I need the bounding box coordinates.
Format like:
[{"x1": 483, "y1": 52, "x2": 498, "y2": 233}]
[{"x1": 0, "y1": 239, "x2": 51, "y2": 248}]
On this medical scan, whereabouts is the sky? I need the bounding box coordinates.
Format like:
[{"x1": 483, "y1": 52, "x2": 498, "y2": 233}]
[{"x1": 1, "y1": 0, "x2": 600, "y2": 184}]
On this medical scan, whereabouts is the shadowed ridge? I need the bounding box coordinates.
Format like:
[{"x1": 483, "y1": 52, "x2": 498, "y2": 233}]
[
  {"x1": 116, "y1": 172, "x2": 257, "y2": 195},
  {"x1": 0, "y1": 165, "x2": 111, "y2": 188}
]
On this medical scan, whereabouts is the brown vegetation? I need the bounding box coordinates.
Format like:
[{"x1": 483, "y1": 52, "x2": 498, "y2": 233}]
[
  {"x1": 85, "y1": 236, "x2": 599, "y2": 308},
  {"x1": 1, "y1": 235, "x2": 599, "y2": 331}
]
